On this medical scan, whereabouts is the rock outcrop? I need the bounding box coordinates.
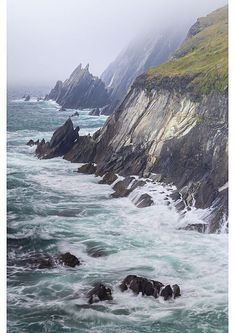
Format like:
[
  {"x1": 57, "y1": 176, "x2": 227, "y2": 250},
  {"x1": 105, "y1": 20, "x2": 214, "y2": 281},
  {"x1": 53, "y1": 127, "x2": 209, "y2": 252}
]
[
  {"x1": 45, "y1": 64, "x2": 110, "y2": 110},
  {"x1": 119, "y1": 275, "x2": 181, "y2": 300},
  {"x1": 35, "y1": 118, "x2": 79, "y2": 159}
]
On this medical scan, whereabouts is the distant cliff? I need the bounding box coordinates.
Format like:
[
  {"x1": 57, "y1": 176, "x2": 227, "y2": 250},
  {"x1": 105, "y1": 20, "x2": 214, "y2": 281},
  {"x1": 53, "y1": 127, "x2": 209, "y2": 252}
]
[
  {"x1": 100, "y1": 26, "x2": 187, "y2": 114},
  {"x1": 45, "y1": 64, "x2": 110, "y2": 109}
]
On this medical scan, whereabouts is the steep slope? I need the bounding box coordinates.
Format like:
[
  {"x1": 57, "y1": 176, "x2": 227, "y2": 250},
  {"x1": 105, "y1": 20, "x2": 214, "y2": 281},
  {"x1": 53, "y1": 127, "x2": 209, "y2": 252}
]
[
  {"x1": 100, "y1": 26, "x2": 187, "y2": 114},
  {"x1": 45, "y1": 64, "x2": 110, "y2": 109},
  {"x1": 93, "y1": 6, "x2": 228, "y2": 231}
]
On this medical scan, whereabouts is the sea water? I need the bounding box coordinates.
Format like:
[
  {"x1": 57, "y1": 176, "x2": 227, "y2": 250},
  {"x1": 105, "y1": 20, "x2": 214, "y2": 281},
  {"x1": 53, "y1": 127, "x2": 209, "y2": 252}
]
[{"x1": 7, "y1": 88, "x2": 228, "y2": 333}]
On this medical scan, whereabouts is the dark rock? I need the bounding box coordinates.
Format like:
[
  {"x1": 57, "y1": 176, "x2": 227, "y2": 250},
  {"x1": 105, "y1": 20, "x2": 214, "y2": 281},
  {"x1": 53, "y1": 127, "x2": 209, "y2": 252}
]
[
  {"x1": 26, "y1": 139, "x2": 35, "y2": 146},
  {"x1": 24, "y1": 95, "x2": 30, "y2": 101},
  {"x1": 46, "y1": 64, "x2": 110, "y2": 109},
  {"x1": 63, "y1": 135, "x2": 96, "y2": 163},
  {"x1": 89, "y1": 108, "x2": 100, "y2": 116},
  {"x1": 136, "y1": 193, "x2": 154, "y2": 208},
  {"x1": 88, "y1": 283, "x2": 113, "y2": 304},
  {"x1": 35, "y1": 118, "x2": 79, "y2": 159},
  {"x1": 77, "y1": 163, "x2": 96, "y2": 174},
  {"x1": 59, "y1": 252, "x2": 80, "y2": 267},
  {"x1": 130, "y1": 179, "x2": 146, "y2": 191},
  {"x1": 160, "y1": 285, "x2": 173, "y2": 300},
  {"x1": 111, "y1": 180, "x2": 132, "y2": 198},
  {"x1": 59, "y1": 107, "x2": 66, "y2": 112},
  {"x1": 71, "y1": 111, "x2": 79, "y2": 117},
  {"x1": 180, "y1": 223, "x2": 207, "y2": 233},
  {"x1": 120, "y1": 275, "x2": 166, "y2": 299},
  {"x1": 99, "y1": 171, "x2": 118, "y2": 185},
  {"x1": 172, "y1": 284, "x2": 181, "y2": 298}
]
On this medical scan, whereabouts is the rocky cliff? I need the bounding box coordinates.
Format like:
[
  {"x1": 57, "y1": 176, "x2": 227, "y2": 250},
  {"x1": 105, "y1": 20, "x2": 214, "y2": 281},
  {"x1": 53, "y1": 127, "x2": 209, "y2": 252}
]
[
  {"x1": 45, "y1": 64, "x2": 110, "y2": 109},
  {"x1": 36, "y1": 6, "x2": 228, "y2": 232},
  {"x1": 100, "y1": 26, "x2": 187, "y2": 114}
]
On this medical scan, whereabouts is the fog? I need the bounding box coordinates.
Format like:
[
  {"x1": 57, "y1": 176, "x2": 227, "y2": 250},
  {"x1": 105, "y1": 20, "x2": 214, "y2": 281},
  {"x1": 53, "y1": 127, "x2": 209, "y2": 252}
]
[{"x1": 8, "y1": 0, "x2": 227, "y2": 87}]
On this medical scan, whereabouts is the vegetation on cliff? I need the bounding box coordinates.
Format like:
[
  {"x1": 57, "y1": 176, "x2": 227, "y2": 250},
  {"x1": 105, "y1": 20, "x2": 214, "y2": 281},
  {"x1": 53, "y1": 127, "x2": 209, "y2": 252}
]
[{"x1": 147, "y1": 6, "x2": 228, "y2": 94}]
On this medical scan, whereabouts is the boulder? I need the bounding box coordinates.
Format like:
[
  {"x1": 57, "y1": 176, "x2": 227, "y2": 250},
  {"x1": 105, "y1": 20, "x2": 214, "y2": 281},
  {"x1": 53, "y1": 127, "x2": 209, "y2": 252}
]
[
  {"x1": 59, "y1": 252, "x2": 80, "y2": 267},
  {"x1": 111, "y1": 180, "x2": 132, "y2": 198},
  {"x1": 77, "y1": 163, "x2": 96, "y2": 174},
  {"x1": 160, "y1": 285, "x2": 173, "y2": 301},
  {"x1": 172, "y1": 284, "x2": 181, "y2": 298},
  {"x1": 136, "y1": 193, "x2": 154, "y2": 208},
  {"x1": 99, "y1": 171, "x2": 118, "y2": 185},
  {"x1": 88, "y1": 283, "x2": 113, "y2": 304}
]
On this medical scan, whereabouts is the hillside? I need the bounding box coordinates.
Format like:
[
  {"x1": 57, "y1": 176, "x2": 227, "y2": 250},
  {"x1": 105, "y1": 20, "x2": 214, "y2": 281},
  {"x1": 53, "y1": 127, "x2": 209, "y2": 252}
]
[{"x1": 148, "y1": 6, "x2": 228, "y2": 94}]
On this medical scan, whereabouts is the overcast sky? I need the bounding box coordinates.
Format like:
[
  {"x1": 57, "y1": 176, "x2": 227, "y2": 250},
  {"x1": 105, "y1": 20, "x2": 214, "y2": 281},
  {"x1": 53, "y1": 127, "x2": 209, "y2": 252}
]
[{"x1": 8, "y1": 0, "x2": 227, "y2": 87}]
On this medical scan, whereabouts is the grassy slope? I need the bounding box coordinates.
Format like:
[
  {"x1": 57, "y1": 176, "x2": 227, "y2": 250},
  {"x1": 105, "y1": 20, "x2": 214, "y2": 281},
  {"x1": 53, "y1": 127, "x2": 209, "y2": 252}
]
[{"x1": 147, "y1": 6, "x2": 228, "y2": 94}]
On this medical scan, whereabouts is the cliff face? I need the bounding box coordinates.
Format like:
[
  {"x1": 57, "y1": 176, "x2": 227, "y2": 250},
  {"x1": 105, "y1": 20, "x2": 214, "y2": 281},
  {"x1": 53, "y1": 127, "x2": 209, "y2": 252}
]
[
  {"x1": 100, "y1": 27, "x2": 187, "y2": 114},
  {"x1": 46, "y1": 64, "x2": 110, "y2": 109},
  {"x1": 93, "y1": 6, "x2": 228, "y2": 232}
]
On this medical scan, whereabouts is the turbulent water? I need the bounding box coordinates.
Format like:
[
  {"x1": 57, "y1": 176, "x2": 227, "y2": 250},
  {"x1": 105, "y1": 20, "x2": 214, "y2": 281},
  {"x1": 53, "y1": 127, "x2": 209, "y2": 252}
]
[{"x1": 7, "y1": 89, "x2": 228, "y2": 333}]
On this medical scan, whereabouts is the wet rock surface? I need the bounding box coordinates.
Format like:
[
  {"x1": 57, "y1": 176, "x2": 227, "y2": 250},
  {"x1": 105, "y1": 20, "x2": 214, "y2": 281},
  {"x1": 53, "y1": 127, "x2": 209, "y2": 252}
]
[
  {"x1": 119, "y1": 275, "x2": 180, "y2": 300},
  {"x1": 98, "y1": 171, "x2": 118, "y2": 185},
  {"x1": 136, "y1": 193, "x2": 154, "y2": 208},
  {"x1": 77, "y1": 163, "x2": 96, "y2": 174},
  {"x1": 59, "y1": 252, "x2": 80, "y2": 268},
  {"x1": 179, "y1": 223, "x2": 207, "y2": 233},
  {"x1": 88, "y1": 284, "x2": 113, "y2": 304}
]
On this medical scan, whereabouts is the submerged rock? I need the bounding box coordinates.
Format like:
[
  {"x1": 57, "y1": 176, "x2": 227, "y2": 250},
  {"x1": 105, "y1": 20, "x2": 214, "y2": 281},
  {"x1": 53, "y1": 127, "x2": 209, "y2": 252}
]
[
  {"x1": 59, "y1": 107, "x2": 66, "y2": 112},
  {"x1": 71, "y1": 111, "x2": 79, "y2": 117},
  {"x1": 88, "y1": 283, "x2": 113, "y2": 304},
  {"x1": 59, "y1": 252, "x2": 80, "y2": 268},
  {"x1": 77, "y1": 163, "x2": 96, "y2": 174}
]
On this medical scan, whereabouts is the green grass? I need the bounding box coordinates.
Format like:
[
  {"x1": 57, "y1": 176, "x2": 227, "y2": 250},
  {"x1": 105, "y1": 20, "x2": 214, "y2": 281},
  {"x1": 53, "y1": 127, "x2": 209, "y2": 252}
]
[{"x1": 147, "y1": 6, "x2": 228, "y2": 94}]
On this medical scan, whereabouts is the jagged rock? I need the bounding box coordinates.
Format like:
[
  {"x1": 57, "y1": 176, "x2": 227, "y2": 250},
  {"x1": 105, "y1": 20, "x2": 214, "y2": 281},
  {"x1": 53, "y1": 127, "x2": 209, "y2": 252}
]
[
  {"x1": 160, "y1": 285, "x2": 173, "y2": 301},
  {"x1": 59, "y1": 252, "x2": 80, "y2": 267},
  {"x1": 26, "y1": 139, "x2": 39, "y2": 147},
  {"x1": 89, "y1": 108, "x2": 100, "y2": 116},
  {"x1": 88, "y1": 284, "x2": 113, "y2": 304},
  {"x1": 136, "y1": 194, "x2": 154, "y2": 208},
  {"x1": 99, "y1": 171, "x2": 118, "y2": 185},
  {"x1": 111, "y1": 180, "x2": 132, "y2": 198},
  {"x1": 77, "y1": 163, "x2": 96, "y2": 174},
  {"x1": 46, "y1": 64, "x2": 110, "y2": 109},
  {"x1": 24, "y1": 95, "x2": 30, "y2": 101},
  {"x1": 35, "y1": 118, "x2": 79, "y2": 159},
  {"x1": 179, "y1": 223, "x2": 207, "y2": 233}
]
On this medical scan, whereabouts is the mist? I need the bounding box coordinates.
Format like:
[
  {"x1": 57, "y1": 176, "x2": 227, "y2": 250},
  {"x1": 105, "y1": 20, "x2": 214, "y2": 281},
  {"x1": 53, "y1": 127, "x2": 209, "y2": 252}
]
[{"x1": 7, "y1": 0, "x2": 227, "y2": 87}]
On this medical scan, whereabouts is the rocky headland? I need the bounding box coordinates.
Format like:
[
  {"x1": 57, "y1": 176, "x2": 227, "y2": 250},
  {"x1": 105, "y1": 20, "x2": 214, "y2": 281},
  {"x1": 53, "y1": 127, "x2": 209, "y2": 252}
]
[{"x1": 33, "y1": 6, "x2": 228, "y2": 233}]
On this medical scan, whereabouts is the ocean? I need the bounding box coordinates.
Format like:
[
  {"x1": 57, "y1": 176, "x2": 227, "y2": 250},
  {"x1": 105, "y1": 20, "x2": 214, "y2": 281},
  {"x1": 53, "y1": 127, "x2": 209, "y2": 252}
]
[{"x1": 7, "y1": 88, "x2": 228, "y2": 333}]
